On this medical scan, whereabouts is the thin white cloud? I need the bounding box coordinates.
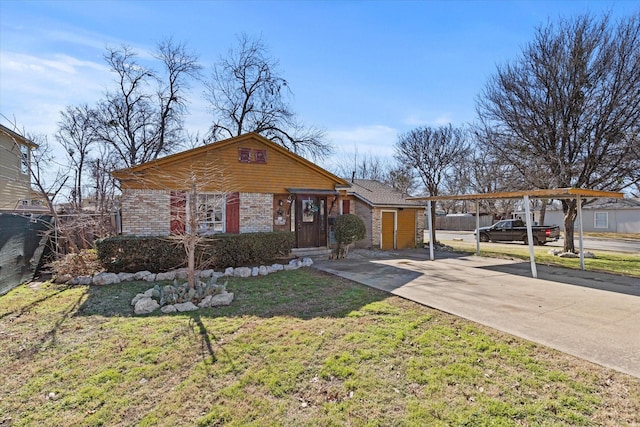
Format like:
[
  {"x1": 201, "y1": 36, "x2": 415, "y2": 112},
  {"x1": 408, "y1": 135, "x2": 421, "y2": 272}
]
[
  {"x1": 0, "y1": 51, "x2": 111, "y2": 135},
  {"x1": 402, "y1": 112, "x2": 454, "y2": 127}
]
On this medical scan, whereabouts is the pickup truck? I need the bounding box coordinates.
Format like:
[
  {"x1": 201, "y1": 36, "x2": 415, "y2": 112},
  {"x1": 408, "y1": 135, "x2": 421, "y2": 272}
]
[{"x1": 475, "y1": 219, "x2": 560, "y2": 245}]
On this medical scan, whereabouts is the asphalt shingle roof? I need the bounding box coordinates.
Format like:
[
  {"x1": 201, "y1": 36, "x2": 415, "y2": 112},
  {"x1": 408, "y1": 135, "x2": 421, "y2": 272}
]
[{"x1": 347, "y1": 179, "x2": 424, "y2": 208}]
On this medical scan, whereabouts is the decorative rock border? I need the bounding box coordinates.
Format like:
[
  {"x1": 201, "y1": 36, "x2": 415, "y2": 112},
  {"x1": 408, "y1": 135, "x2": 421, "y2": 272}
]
[
  {"x1": 54, "y1": 257, "x2": 315, "y2": 286},
  {"x1": 53, "y1": 257, "x2": 315, "y2": 315}
]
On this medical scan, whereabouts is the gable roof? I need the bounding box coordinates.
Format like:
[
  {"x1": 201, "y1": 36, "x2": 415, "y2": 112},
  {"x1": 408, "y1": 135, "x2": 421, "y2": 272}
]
[
  {"x1": 0, "y1": 124, "x2": 38, "y2": 149},
  {"x1": 348, "y1": 179, "x2": 424, "y2": 208},
  {"x1": 112, "y1": 132, "x2": 349, "y2": 187}
]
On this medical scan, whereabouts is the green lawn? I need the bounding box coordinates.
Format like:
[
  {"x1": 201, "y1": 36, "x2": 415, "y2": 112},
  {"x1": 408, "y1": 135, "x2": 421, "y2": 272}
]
[
  {"x1": 437, "y1": 239, "x2": 640, "y2": 278},
  {"x1": 1, "y1": 269, "x2": 639, "y2": 426}
]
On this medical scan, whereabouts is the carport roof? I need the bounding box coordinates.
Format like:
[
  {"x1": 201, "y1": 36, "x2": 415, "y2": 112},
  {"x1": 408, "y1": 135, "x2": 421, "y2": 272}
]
[{"x1": 408, "y1": 187, "x2": 624, "y2": 201}]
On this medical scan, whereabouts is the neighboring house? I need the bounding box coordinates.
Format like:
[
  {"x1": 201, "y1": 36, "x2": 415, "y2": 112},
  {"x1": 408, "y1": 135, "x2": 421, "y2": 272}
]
[
  {"x1": 345, "y1": 179, "x2": 425, "y2": 250},
  {"x1": 0, "y1": 124, "x2": 45, "y2": 212},
  {"x1": 111, "y1": 133, "x2": 350, "y2": 250},
  {"x1": 544, "y1": 198, "x2": 640, "y2": 233}
]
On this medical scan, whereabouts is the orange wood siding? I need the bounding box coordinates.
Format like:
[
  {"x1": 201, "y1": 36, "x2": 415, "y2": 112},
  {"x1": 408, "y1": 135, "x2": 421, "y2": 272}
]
[
  {"x1": 396, "y1": 209, "x2": 417, "y2": 249},
  {"x1": 119, "y1": 138, "x2": 341, "y2": 193}
]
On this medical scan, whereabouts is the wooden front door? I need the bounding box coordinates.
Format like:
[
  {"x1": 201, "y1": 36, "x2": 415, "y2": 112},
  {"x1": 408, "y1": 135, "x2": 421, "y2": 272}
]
[
  {"x1": 295, "y1": 195, "x2": 326, "y2": 247},
  {"x1": 381, "y1": 211, "x2": 396, "y2": 250}
]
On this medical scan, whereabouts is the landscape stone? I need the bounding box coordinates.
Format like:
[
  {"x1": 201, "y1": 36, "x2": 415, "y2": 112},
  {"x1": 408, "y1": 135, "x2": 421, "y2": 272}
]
[
  {"x1": 234, "y1": 267, "x2": 251, "y2": 278},
  {"x1": 160, "y1": 305, "x2": 177, "y2": 313},
  {"x1": 134, "y1": 270, "x2": 152, "y2": 280},
  {"x1": 224, "y1": 267, "x2": 234, "y2": 276},
  {"x1": 117, "y1": 272, "x2": 135, "y2": 282},
  {"x1": 134, "y1": 297, "x2": 160, "y2": 315},
  {"x1": 558, "y1": 252, "x2": 579, "y2": 258},
  {"x1": 209, "y1": 292, "x2": 234, "y2": 307},
  {"x1": 92, "y1": 272, "x2": 120, "y2": 285},
  {"x1": 174, "y1": 301, "x2": 198, "y2": 312},
  {"x1": 212, "y1": 272, "x2": 225, "y2": 279},
  {"x1": 198, "y1": 295, "x2": 213, "y2": 308},
  {"x1": 200, "y1": 269, "x2": 215, "y2": 278},
  {"x1": 143, "y1": 273, "x2": 157, "y2": 282},
  {"x1": 271, "y1": 264, "x2": 284, "y2": 271},
  {"x1": 175, "y1": 268, "x2": 189, "y2": 280},
  {"x1": 156, "y1": 271, "x2": 176, "y2": 281},
  {"x1": 251, "y1": 267, "x2": 259, "y2": 277},
  {"x1": 301, "y1": 257, "x2": 314, "y2": 267},
  {"x1": 258, "y1": 266, "x2": 268, "y2": 276},
  {"x1": 76, "y1": 276, "x2": 92, "y2": 285},
  {"x1": 131, "y1": 293, "x2": 147, "y2": 306},
  {"x1": 55, "y1": 274, "x2": 72, "y2": 284}
]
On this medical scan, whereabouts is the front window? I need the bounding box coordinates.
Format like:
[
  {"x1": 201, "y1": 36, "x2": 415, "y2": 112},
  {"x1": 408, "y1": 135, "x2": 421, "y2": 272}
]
[{"x1": 196, "y1": 194, "x2": 225, "y2": 234}]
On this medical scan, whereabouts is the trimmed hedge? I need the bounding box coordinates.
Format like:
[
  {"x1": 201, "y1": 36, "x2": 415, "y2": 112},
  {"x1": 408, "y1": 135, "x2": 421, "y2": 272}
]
[{"x1": 96, "y1": 231, "x2": 295, "y2": 273}]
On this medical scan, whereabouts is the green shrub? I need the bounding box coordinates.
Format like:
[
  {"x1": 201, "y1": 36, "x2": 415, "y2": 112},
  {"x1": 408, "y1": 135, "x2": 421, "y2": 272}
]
[
  {"x1": 333, "y1": 214, "x2": 366, "y2": 258},
  {"x1": 95, "y1": 232, "x2": 295, "y2": 273}
]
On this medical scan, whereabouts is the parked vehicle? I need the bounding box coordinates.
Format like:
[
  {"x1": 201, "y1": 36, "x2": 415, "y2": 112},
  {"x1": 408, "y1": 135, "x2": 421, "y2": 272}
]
[{"x1": 475, "y1": 219, "x2": 560, "y2": 245}]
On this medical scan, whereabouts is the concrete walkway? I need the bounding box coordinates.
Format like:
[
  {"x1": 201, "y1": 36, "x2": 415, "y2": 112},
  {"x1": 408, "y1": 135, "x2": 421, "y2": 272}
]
[{"x1": 312, "y1": 250, "x2": 640, "y2": 378}]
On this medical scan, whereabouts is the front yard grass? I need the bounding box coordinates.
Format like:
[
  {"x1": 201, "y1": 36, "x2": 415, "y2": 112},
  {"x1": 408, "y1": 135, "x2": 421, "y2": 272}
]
[{"x1": 1, "y1": 269, "x2": 639, "y2": 426}]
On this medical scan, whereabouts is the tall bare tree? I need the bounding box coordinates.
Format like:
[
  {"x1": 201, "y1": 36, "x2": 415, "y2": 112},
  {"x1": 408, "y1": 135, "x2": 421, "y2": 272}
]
[
  {"x1": 476, "y1": 13, "x2": 640, "y2": 252},
  {"x1": 395, "y1": 124, "x2": 470, "y2": 237},
  {"x1": 56, "y1": 104, "x2": 97, "y2": 209},
  {"x1": 205, "y1": 33, "x2": 331, "y2": 159},
  {"x1": 94, "y1": 40, "x2": 201, "y2": 168}
]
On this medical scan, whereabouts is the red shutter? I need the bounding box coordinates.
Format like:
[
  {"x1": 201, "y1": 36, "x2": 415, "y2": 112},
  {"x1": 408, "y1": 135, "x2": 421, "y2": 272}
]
[
  {"x1": 343, "y1": 200, "x2": 351, "y2": 214},
  {"x1": 226, "y1": 192, "x2": 240, "y2": 233},
  {"x1": 170, "y1": 191, "x2": 186, "y2": 234}
]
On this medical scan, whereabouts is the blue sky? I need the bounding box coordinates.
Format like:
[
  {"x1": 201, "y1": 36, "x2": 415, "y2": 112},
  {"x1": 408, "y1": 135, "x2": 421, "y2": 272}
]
[{"x1": 1, "y1": 0, "x2": 638, "y2": 174}]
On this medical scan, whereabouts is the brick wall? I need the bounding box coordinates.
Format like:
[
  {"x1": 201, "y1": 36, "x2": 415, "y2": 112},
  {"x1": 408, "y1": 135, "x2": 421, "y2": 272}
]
[
  {"x1": 121, "y1": 190, "x2": 276, "y2": 236},
  {"x1": 121, "y1": 189, "x2": 171, "y2": 236},
  {"x1": 353, "y1": 199, "x2": 374, "y2": 249},
  {"x1": 239, "y1": 192, "x2": 273, "y2": 233}
]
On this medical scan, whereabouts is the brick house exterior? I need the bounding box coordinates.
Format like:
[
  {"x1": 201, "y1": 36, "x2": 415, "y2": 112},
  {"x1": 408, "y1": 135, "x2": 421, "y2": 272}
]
[
  {"x1": 112, "y1": 133, "x2": 349, "y2": 249},
  {"x1": 345, "y1": 179, "x2": 425, "y2": 250}
]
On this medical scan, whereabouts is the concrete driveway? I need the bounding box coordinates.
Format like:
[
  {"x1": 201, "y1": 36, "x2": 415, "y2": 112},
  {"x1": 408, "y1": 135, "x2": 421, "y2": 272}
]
[{"x1": 312, "y1": 249, "x2": 640, "y2": 378}]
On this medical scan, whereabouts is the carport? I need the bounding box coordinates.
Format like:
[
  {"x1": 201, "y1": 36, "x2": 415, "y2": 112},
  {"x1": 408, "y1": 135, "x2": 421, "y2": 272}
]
[{"x1": 410, "y1": 188, "x2": 624, "y2": 278}]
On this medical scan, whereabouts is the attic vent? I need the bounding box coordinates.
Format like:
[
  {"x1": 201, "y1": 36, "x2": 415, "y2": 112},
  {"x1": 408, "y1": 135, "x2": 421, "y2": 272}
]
[
  {"x1": 238, "y1": 148, "x2": 251, "y2": 163},
  {"x1": 238, "y1": 148, "x2": 267, "y2": 164}
]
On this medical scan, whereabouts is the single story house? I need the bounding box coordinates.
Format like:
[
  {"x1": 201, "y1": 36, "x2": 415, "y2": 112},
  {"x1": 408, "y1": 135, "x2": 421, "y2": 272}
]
[
  {"x1": 544, "y1": 197, "x2": 640, "y2": 233},
  {"x1": 111, "y1": 133, "x2": 351, "y2": 251},
  {"x1": 345, "y1": 179, "x2": 425, "y2": 250}
]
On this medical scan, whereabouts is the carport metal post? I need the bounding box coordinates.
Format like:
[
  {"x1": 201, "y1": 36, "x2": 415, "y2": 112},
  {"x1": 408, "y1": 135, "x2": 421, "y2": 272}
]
[
  {"x1": 427, "y1": 200, "x2": 434, "y2": 260},
  {"x1": 475, "y1": 200, "x2": 480, "y2": 256},
  {"x1": 577, "y1": 195, "x2": 585, "y2": 270},
  {"x1": 523, "y1": 195, "x2": 538, "y2": 279}
]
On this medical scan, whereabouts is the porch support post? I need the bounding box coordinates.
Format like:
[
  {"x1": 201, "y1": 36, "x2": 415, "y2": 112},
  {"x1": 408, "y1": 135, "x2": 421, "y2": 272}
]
[
  {"x1": 523, "y1": 195, "x2": 538, "y2": 279},
  {"x1": 475, "y1": 200, "x2": 480, "y2": 256},
  {"x1": 577, "y1": 195, "x2": 585, "y2": 270},
  {"x1": 427, "y1": 200, "x2": 434, "y2": 261}
]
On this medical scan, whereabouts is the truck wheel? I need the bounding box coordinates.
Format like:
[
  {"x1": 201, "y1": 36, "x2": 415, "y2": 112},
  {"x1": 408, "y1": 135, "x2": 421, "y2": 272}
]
[
  {"x1": 523, "y1": 236, "x2": 541, "y2": 246},
  {"x1": 479, "y1": 233, "x2": 489, "y2": 242}
]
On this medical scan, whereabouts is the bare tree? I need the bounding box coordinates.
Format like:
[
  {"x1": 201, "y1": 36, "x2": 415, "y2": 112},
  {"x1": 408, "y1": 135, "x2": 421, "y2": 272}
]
[
  {"x1": 385, "y1": 164, "x2": 417, "y2": 196},
  {"x1": 476, "y1": 13, "x2": 640, "y2": 252},
  {"x1": 394, "y1": 124, "x2": 470, "y2": 237},
  {"x1": 94, "y1": 40, "x2": 201, "y2": 168},
  {"x1": 117, "y1": 162, "x2": 230, "y2": 291},
  {"x1": 56, "y1": 104, "x2": 97, "y2": 209},
  {"x1": 205, "y1": 33, "x2": 331, "y2": 160},
  {"x1": 333, "y1": 150, "x2": 389, "y2": 182}
]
